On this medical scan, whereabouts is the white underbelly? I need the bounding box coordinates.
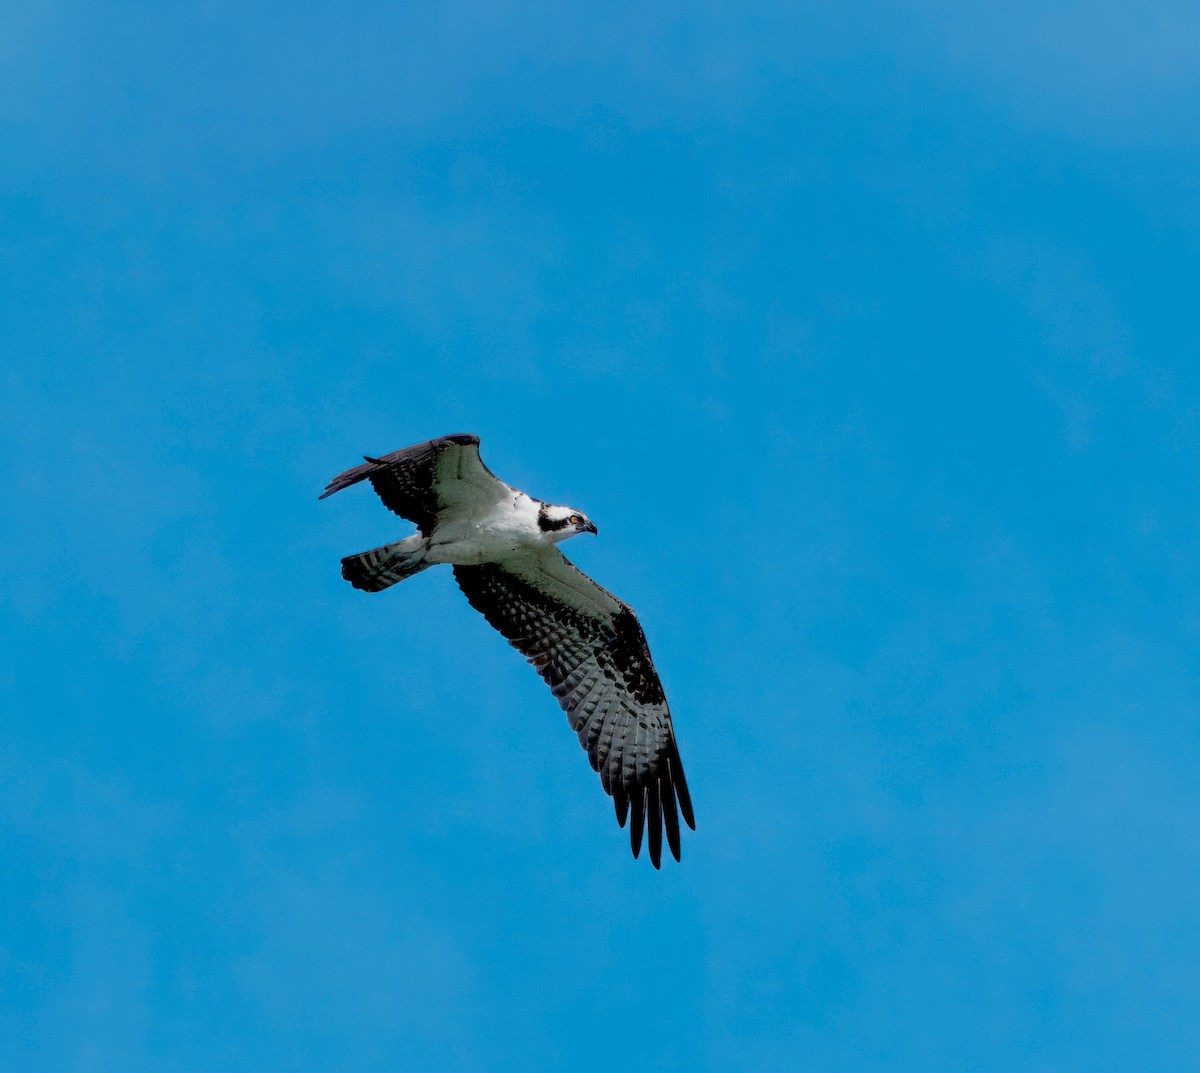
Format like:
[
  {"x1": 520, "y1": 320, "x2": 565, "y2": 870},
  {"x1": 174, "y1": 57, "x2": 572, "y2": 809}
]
[{"x1": 424, "y1": 498, "x2": 541, "y2": 565}]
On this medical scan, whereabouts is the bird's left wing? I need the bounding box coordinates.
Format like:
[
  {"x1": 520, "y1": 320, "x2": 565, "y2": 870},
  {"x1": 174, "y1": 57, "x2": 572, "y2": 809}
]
[{"x1": 453, "y1": 549, "x2": 694, "y2": 867}]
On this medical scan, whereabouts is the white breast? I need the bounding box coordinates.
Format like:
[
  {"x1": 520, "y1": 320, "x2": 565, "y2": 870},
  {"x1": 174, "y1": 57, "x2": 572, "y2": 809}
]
[{"x1": 425, "y1": 492, "x2": 544, "y2": 565}]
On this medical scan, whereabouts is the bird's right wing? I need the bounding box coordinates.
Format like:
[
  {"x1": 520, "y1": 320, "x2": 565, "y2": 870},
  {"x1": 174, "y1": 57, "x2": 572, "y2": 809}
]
[{"x1": 319, "y1": 434, "x2": 510, "y2": 536}]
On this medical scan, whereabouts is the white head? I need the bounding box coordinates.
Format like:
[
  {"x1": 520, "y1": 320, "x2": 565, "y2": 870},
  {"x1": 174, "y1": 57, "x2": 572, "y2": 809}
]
[{"x1": 536, "y1": 503, "x2": 598, "y2": 544}]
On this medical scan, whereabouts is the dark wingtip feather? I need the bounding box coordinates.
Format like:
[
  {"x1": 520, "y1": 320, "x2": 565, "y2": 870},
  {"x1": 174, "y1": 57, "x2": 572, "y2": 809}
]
[
  {"x1": 647, "y1": 779, "x2": 663, "y2": 869},
  {"x1": 662, "y1": 778, "x2": 681, "y2": 862},
  {"x1": 670, "y1": 741, "x2": 696, "y2": 831},
  {"x1": 319, "y1": 461, "x2": 374, "y2": 500},
  {"x1": 613, "y1": 784, "x2": 629, "y2": 827},
  {"x1": 630, "y1": 788, "x2": 645, "y2": 859}
]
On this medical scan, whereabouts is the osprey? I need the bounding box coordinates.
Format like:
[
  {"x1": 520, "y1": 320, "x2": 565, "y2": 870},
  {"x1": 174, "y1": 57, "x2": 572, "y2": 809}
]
[{"x1": 321, "y1": 434, "x2": 695, "y2": 867}]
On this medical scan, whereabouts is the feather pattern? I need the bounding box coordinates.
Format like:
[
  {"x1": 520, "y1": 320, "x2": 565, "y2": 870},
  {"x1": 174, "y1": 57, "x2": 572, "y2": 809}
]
[
  {"x1": 453, "y1": 551, "x2": 694, "y2": 867},
  {"x1": 319, "y1": 434, "x2": 505, "y2": 536}
]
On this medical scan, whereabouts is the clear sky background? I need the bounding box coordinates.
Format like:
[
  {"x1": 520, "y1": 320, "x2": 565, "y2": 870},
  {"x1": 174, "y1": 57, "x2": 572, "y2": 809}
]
[{"x1": 4, "y1": 3, "x2": 1200, "y2": 1070}]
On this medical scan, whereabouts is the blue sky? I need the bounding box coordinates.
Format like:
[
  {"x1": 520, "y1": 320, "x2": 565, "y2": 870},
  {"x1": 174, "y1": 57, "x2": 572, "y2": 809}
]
[{"x1": 4, "y1": 2, "x2": 1200, "y2": 1070}]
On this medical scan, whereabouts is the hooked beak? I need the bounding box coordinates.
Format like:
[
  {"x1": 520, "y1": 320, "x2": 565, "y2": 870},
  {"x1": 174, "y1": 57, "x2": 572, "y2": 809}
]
[{"x1": 582, "y1": 519, "x2": 598, "y2": 535}]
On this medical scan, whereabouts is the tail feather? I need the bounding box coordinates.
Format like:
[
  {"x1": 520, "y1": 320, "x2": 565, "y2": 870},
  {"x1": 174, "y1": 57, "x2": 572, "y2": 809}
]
[{"x1": 341, "y1": 536, "x2": 429, "y2": 592}]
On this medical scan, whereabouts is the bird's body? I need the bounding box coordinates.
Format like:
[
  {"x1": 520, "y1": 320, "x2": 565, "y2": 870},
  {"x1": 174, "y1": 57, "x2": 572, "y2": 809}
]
[
  {"x1": 321, "y1": 434, "x2": 694, "y2": 867},
  {"x1": 424, "y1": 490, "x2": 550, "y2": 564}
]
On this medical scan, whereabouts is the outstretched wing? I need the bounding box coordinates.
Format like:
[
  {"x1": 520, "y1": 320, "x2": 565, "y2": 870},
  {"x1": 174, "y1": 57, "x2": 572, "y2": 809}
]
[
  {"x1": 453, "y1": 549, "x2": 695, "y2": 868},
  {"x1": 319, "y1": 433, "x2": 510, "y2": 536}
]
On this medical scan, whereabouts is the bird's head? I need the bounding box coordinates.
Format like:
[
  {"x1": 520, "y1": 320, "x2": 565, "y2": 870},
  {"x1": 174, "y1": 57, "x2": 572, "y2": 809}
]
[{"x1": 537, "y1": 504, "x2": 598, "y2": 543}]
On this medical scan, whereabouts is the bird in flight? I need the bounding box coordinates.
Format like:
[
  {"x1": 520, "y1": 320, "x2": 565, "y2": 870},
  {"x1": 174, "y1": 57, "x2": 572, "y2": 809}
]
[{"x1": 320, "y1": 434, "x2": 695, "y2": 867}]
